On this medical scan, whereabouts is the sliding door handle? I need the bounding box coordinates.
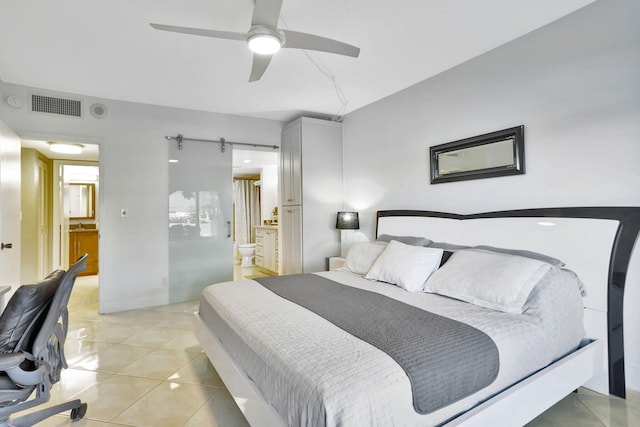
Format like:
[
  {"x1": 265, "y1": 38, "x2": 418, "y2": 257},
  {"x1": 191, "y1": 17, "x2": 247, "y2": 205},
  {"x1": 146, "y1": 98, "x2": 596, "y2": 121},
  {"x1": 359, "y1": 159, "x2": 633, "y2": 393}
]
[
  {"x1": 1, "y1": 242, "x2": 13, "y2": 250},
  {"x1": 227, "y1": 221, "x2": 231, "y2": 238}
]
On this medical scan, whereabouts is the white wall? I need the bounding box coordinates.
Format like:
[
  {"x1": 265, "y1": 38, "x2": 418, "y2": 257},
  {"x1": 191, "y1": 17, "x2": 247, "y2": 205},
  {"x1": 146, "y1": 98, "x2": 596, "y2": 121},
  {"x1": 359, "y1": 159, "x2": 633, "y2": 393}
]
[
  {"x1": 0, "y1": 82, "x2": 283, "y2": 313},
  {"x1": 260, "y1": 165, "x2": 278, "y2": 224},
  {"x1": 342, "y1": 0, "x2": 640, "y2": 391}
]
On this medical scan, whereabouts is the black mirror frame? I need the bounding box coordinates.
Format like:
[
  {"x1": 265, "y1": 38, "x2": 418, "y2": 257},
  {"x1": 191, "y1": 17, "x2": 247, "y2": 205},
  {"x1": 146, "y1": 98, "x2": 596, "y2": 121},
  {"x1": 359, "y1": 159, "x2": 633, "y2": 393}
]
[{"x1": 429, "y1": 125, "x2": 525, "y2": 184}]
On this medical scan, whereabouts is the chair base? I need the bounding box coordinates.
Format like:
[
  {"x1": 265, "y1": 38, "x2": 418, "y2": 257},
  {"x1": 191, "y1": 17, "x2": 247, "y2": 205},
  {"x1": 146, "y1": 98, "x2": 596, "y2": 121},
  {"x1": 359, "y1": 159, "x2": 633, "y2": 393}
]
[{"x1": 0, "y1": 399, "x2": 86, "y2": 427}]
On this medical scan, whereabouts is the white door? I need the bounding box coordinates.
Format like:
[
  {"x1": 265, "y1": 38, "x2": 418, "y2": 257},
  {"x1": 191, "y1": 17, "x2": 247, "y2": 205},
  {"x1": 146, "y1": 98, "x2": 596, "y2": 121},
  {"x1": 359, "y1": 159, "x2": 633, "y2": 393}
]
[
  {"x1": 168, "y1": 139, "x2": 233, "y2": 303},
  {"x1": 280, "y1": 205, "x2": 302, "y2": 275},
  {"x1": 51, "y1": 161, "x2": 70, "y2": 270},
  {"x1": 0, "y1": 121, "x2": 21, "y2": 292},
  {"x1": 280, "y1": 121, "x2": 301, "y2": 206},
  {"x1": 36, "y1": 157, "x2": 50, "y2": 278}
]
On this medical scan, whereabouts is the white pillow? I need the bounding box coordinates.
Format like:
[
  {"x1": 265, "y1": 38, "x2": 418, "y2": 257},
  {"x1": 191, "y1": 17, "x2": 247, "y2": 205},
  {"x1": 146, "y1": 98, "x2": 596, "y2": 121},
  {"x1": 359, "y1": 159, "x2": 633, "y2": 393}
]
[
  {"x1": 425, "y1": 250, "x2": 553, "y2": 314},
  {"x1": 365, "y1": 240, "x2": 444, "y2": 292},
  {"x1": 345, "y1": 242, "x2": 387, "y2": 275}
]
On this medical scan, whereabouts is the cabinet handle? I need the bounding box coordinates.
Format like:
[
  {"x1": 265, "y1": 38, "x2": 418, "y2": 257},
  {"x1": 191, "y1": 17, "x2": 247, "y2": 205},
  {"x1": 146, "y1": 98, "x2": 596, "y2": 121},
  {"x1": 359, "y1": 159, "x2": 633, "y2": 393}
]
[{"x1": 227, "y1": 221, "x2": 231, "y2": 238}]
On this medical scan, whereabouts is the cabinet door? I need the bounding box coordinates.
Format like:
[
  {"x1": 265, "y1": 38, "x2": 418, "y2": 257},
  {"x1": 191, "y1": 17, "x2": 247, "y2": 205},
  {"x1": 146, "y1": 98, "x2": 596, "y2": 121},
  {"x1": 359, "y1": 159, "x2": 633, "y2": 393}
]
[
  {"x1": 79, "y1": 232, "x2": 99, "y2": 275},
  {"x1": 255, "y1": 229, "x2": 264, "y2": 267},
  {"x1": 280, "y1": 206, "x2": 302, "y2": 275},
  {"x1": 280, "y1": 122, "x2": 302, "y2": 206},
  {"x1": 263, "y1": 229, "x2": 277, "y2": 272},
  {"x1": 70, "y1": 231, "x2": 99, "y2": 276},
  {"x1": 69, "y1": 233, "x2": 78, "y2": 262}
]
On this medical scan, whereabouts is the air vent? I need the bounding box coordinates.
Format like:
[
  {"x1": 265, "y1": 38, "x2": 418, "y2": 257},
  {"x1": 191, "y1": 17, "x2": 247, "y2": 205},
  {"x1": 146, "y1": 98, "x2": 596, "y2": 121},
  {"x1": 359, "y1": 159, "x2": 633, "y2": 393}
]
[{"x1": 31, "y1": 94, "x2": 82, "y2": 117}]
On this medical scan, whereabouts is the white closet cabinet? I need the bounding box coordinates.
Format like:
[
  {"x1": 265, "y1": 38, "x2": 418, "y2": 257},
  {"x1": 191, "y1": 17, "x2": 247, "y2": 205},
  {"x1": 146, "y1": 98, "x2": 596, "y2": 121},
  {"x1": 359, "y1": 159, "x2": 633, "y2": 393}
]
[
  {"x1": 280, "y1": 117, "x2": 342, "y2": 274},
  {"x1": 281, "y1": 123, "x2": 302, "y2": 206}
]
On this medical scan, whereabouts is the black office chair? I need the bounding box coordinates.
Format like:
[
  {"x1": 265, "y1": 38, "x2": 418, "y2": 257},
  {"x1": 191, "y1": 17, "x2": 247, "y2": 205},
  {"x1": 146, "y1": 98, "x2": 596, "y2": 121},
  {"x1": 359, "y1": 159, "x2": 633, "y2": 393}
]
[{"x1": 0, "y1": 254, "x2": 88, "y2": 426}]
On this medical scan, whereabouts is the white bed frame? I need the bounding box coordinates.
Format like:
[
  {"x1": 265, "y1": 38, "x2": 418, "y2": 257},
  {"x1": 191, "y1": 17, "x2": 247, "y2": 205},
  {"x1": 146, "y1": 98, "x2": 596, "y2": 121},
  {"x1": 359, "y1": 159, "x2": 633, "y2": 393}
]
[{"x1": 195, "y1": 207, "x2": 640, "y2": 426}]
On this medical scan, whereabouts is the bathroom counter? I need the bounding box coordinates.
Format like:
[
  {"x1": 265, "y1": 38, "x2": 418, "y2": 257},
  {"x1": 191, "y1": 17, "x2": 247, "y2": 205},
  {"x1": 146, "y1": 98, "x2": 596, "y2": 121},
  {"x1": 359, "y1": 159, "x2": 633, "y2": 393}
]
[{"x1": 255, "y1": 225, "x2": 278, "y2": 230}]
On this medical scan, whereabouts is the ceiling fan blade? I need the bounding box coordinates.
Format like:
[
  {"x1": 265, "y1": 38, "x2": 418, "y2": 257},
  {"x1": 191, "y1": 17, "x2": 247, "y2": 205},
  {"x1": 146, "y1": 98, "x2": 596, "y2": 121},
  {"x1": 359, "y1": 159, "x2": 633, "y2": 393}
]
[
  {"x1": 281, "y1": 30, "x2": 360, "y2": 58},
  {"x1": 150, "y1": 23, "x2": 247, "y2": 41},
  {"x1": 249, "y1": 53, "x2": 273, "y2": 82},
  {"x1": 251, "y1": 0, "x2": 284, "y2": 27}
]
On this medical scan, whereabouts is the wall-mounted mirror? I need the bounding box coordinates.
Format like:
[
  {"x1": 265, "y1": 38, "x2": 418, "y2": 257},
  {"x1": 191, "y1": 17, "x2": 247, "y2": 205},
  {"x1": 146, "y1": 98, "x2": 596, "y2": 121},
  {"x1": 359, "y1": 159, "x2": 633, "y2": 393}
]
[
  {"x1": 68, "y1": 183, "x2": 96, "y2": 219},
  {"x1": 430, "y1": 125, "x2": 524, "y2": 184}
]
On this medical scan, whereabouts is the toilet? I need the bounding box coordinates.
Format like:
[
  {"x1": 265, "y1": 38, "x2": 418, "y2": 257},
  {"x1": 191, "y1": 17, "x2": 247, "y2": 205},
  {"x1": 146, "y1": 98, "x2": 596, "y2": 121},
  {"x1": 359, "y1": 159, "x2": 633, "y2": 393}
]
[{"x1": 238, "y1": 243, "x2": 256, "y2": 267}]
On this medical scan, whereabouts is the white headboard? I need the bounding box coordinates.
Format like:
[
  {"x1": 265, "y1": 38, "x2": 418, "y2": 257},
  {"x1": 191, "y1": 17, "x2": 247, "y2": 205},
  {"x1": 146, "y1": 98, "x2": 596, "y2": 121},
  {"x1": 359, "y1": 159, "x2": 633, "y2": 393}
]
[{"x1": 376, "y1": 207, "x2": 640, "y2": 398}]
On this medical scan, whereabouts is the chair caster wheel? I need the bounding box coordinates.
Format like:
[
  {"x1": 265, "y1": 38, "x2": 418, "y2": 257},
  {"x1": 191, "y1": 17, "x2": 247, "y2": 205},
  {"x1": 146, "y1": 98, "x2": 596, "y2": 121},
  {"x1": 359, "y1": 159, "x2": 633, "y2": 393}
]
[{"x1": 71, "y1": 402, "x2": 87, "y2": 420}]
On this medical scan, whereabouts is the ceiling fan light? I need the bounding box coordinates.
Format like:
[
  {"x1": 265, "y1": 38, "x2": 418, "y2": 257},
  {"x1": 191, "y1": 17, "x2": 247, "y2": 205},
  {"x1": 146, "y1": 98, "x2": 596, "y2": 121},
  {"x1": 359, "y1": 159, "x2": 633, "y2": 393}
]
[
  {"x1": 248, "y1": 34, "x2": 281, "y2": 55},
  {"x1": 49, "y1": 142, "x2": 83, "y2": 154}
]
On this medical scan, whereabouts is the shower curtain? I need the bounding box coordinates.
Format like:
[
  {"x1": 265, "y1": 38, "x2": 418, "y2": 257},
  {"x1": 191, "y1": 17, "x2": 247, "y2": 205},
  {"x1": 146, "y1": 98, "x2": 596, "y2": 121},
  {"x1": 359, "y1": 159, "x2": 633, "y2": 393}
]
[{"x1": 234, "y1": 179, "x2": 261, "y2": 245}]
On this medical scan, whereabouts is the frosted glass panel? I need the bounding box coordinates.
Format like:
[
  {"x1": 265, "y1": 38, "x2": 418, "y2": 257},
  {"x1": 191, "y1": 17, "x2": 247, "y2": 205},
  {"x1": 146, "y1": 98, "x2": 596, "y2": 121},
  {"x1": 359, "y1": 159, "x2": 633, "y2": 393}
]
[{"x1": 169, "y1": 141, "x2": 233, "y2": 303}]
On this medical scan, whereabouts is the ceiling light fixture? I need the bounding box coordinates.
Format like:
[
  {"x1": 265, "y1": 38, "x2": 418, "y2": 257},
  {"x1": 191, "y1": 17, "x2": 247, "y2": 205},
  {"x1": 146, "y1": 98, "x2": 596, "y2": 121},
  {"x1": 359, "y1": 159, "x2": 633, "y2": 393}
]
[
  {"x1": 49, "y1": 142, "x2": 83, "y2": 154},
  {"x1": 248, "y1": 34, "x2": 281, "y2": 55}
]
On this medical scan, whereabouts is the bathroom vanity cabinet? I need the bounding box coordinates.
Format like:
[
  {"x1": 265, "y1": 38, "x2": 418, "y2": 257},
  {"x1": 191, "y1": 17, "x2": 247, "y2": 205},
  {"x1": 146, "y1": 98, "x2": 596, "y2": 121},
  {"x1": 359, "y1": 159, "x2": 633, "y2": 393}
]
[
  {"x1": 255, "y1": 226, "x2": 278, "y2": 273},
  {"x1": 69, "y1": 229, "x2": 99, "y2": 276}
]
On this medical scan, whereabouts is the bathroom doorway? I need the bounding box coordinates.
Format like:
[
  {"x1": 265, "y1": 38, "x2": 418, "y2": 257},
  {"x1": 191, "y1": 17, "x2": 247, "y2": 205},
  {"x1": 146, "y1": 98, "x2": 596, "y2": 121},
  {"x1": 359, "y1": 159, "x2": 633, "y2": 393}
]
[{"x1": 232, "y1": 148, "x2": 279, "y2": 280}]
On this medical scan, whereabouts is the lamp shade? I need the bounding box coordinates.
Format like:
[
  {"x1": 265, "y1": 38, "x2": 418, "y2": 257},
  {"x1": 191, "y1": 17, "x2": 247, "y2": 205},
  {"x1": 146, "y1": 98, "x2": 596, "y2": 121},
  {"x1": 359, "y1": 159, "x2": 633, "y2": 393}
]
[{"x1": 336, "y1": 211, "x2": 359, "y2": 230}]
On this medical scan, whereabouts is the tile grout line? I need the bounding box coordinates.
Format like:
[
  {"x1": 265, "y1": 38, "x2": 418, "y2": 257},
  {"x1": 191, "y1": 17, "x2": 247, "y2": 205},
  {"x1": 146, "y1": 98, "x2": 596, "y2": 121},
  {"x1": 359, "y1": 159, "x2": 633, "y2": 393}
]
[{"x1": 573, "y1": 391, "x2": 611, "y2": 427}]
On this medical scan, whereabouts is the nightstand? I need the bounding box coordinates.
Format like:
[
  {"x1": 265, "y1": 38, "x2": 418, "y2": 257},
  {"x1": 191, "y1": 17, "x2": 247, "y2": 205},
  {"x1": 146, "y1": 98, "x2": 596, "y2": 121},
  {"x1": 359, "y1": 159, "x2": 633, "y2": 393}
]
[{"x1": 327, "y1": 256, "x2": 346, "y2": 271}]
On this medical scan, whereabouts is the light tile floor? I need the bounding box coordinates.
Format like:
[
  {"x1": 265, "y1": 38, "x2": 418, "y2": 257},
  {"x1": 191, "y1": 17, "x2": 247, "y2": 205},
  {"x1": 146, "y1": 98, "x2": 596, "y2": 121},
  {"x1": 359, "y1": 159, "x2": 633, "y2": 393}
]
[
  {"x1": 13, "y1": 275, "x2": 250, "y2": 427},
  {"x1": 13, "y1": 273, "x2": 640, "y2": 426}
]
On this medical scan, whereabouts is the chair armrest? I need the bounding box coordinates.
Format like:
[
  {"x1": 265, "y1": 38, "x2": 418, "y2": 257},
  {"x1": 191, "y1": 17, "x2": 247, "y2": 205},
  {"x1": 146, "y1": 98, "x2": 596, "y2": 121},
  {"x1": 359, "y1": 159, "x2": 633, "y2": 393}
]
[
  {"x1": 0, "y1": 353, "x2": 45, "y2": 386},
  {"x1": 0, "y1": 353, "x2": 25, "y2": 370}
]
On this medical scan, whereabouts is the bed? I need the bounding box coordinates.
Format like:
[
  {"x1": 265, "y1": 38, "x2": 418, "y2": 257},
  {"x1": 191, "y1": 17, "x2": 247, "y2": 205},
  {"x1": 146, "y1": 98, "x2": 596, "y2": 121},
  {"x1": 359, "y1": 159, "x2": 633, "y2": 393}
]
[{"x1": 195, "y1": 207, "x2": 640, "y2": 426}]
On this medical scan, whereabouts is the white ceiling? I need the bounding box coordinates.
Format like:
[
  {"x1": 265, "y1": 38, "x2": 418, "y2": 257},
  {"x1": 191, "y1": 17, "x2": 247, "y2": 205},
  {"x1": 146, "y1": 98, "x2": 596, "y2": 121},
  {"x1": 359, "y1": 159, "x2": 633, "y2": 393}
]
[
  {"x1": 233, "y1": 149, "x2": 278, "y2": 177},
  {"x1": 1, "y1": 0, "x2": 594, "y2": 122}
]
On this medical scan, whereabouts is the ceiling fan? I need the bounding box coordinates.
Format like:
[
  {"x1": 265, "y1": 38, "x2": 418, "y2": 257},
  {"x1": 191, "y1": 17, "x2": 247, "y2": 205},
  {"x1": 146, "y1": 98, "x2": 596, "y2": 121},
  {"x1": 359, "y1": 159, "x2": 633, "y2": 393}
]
[{"x1": 150, "y1": 0, "x2": 360, "y2": 82}]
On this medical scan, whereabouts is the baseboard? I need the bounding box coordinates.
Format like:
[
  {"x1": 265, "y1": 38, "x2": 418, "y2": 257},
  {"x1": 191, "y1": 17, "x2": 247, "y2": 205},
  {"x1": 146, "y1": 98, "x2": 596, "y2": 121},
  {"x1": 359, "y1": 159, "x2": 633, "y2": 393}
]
[
  {"x1": 626, "y1": 363, "x2": 640, "y2": 391},
  {"x1": 100, "y1": 294, "x2": 167, "y2": 313}
]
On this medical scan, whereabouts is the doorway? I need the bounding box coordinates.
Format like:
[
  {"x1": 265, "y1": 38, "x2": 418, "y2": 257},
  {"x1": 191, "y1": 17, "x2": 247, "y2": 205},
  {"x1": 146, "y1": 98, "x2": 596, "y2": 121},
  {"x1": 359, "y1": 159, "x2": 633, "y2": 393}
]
[
  {"x1": 20, "y1": 139, "x2": 100, "y2": 310},
  {"x1": 59, "y1": 164, "x2": 100, "y2": 273},
  {"x1": 232, "y1": 148, "x2": 279, "y2": 280}
]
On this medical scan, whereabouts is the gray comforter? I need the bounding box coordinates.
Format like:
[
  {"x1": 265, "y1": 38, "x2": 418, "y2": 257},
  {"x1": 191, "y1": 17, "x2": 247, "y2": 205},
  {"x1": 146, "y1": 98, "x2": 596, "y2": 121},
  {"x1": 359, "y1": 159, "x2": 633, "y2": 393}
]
[{"x1": 256, "y1": 274, "x2": 499, "y2": 413}]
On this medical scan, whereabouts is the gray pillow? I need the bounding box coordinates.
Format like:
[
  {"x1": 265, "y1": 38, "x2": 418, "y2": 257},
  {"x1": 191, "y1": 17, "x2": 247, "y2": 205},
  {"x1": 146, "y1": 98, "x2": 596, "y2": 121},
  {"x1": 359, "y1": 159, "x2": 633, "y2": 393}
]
[
  {"x1": 376, "y1": 234, "x2": 432, "y2": 247},
  {"x1": 428, "y1": 241, "x2": 471, "y2": 251},
  {"x1": 470, "y1": 245, "x2": 565, "y2": 267}
]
